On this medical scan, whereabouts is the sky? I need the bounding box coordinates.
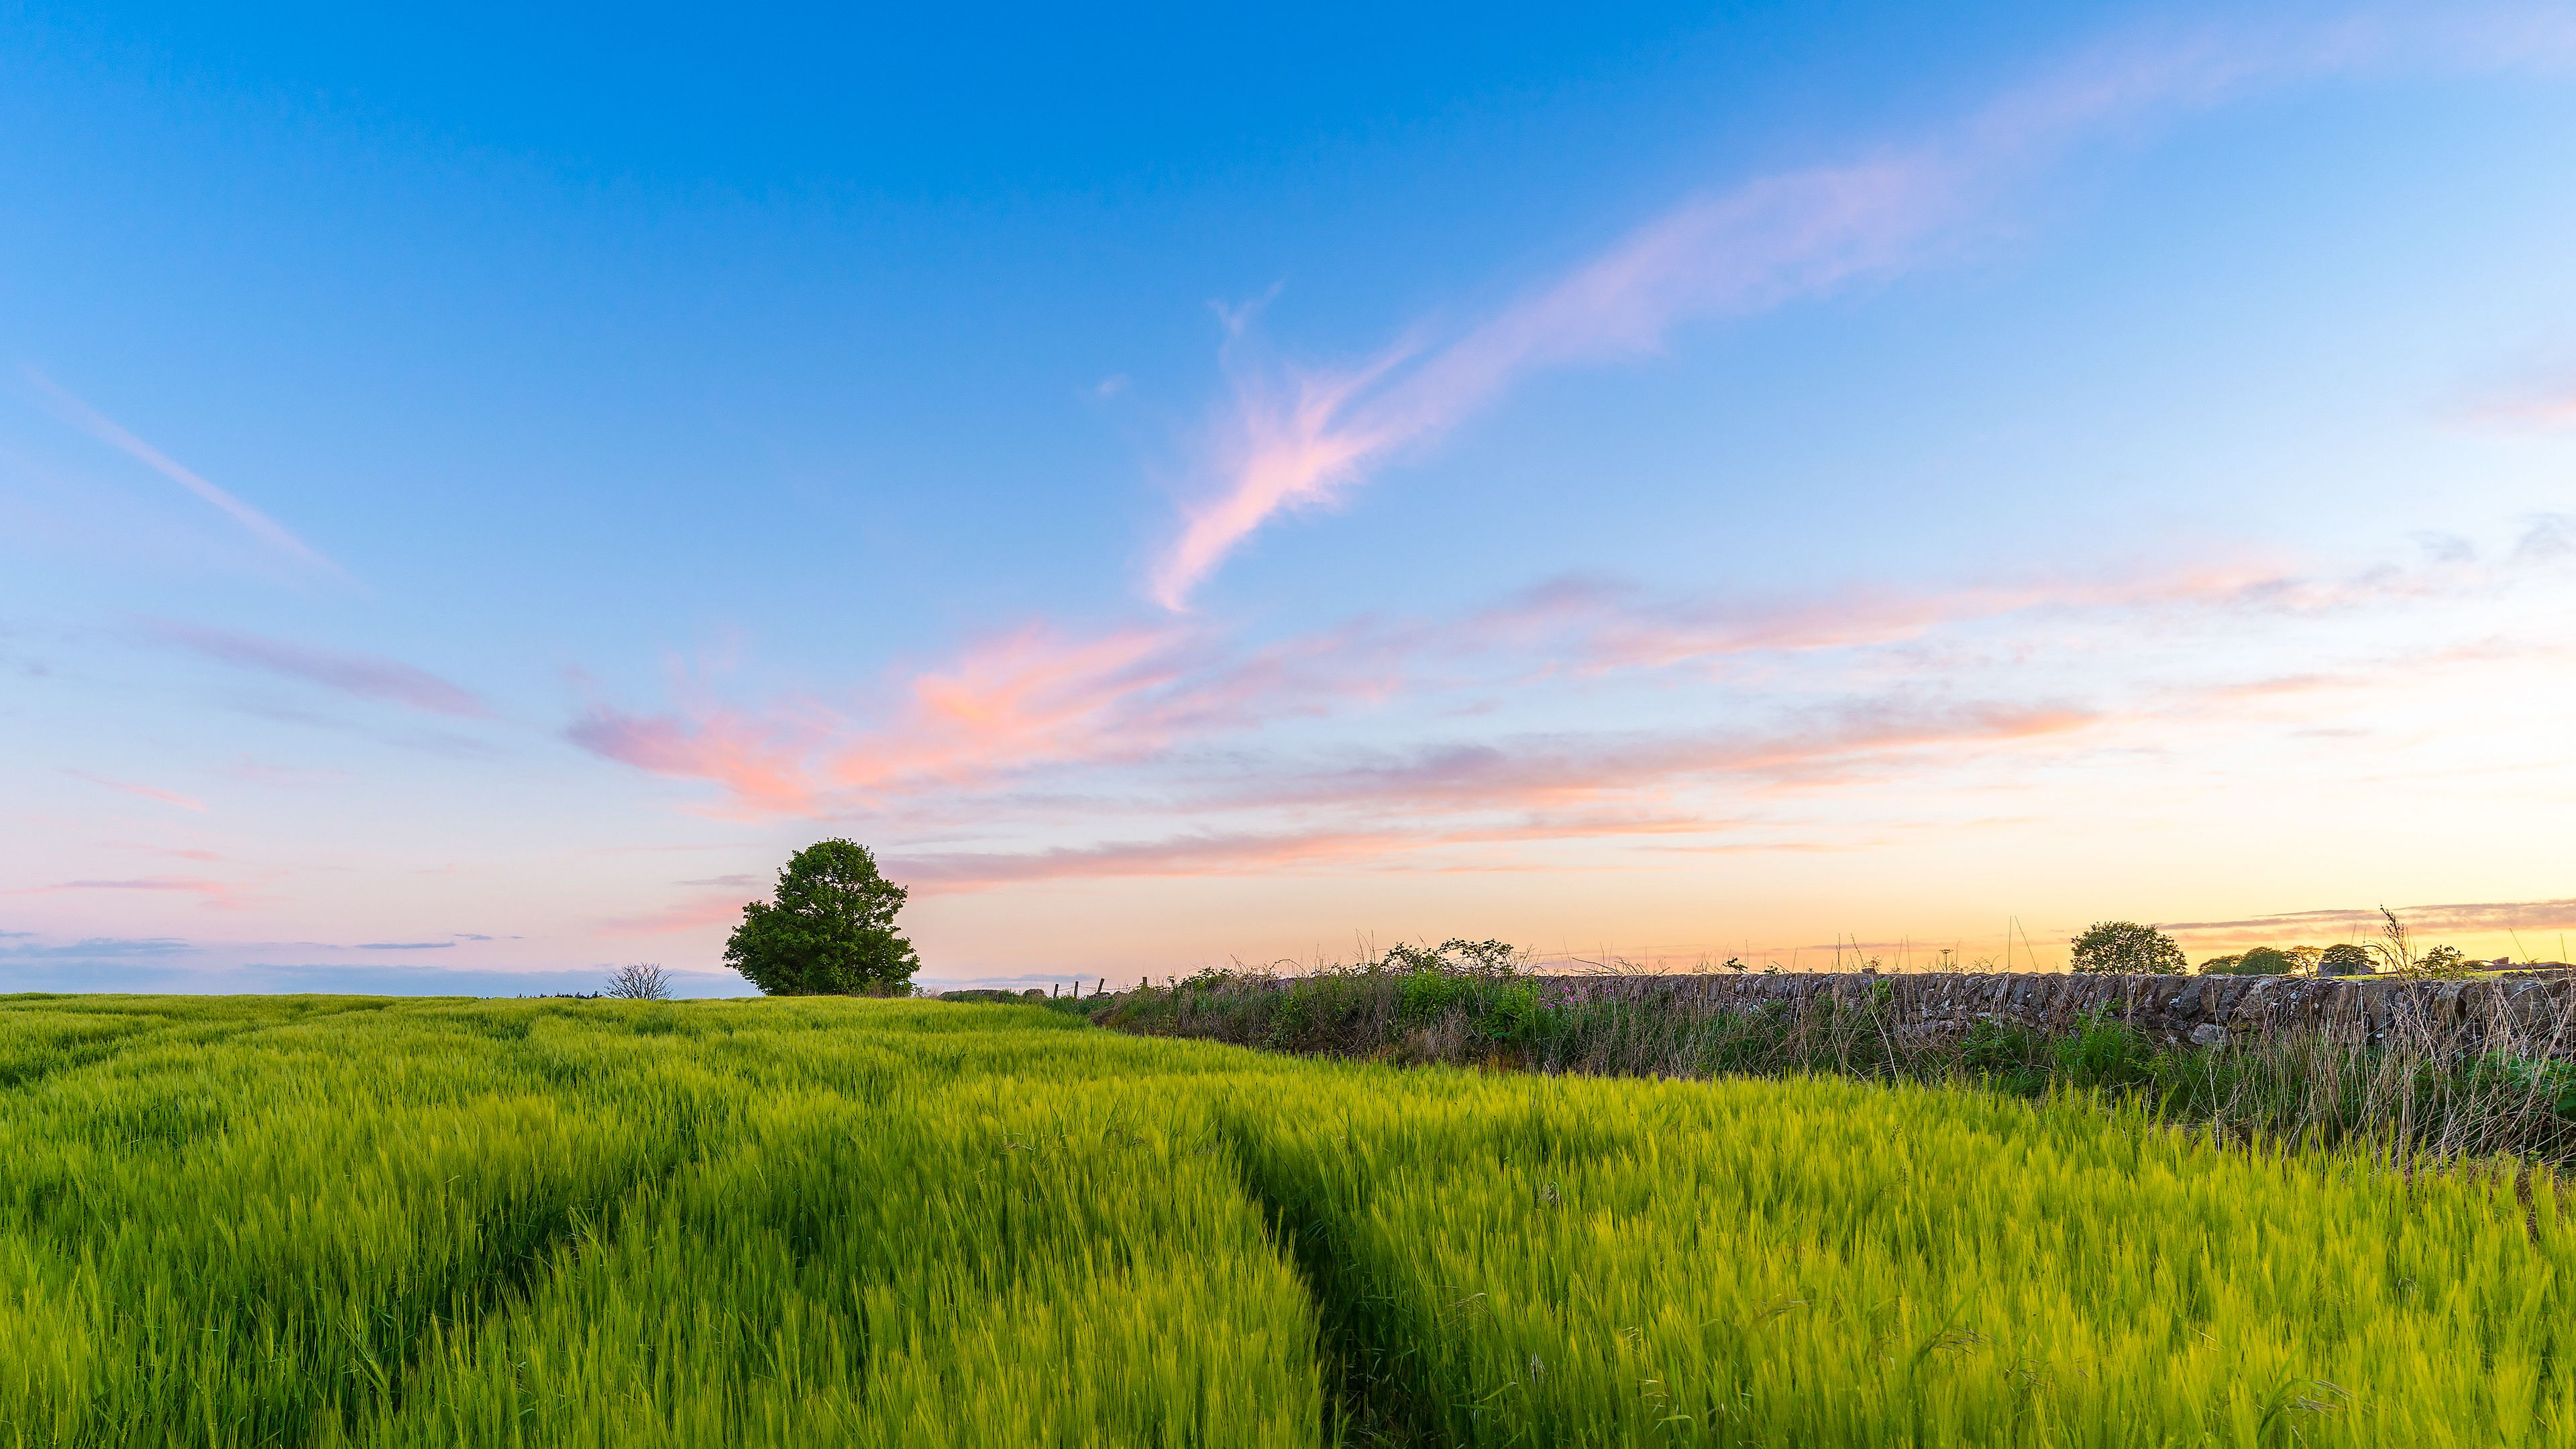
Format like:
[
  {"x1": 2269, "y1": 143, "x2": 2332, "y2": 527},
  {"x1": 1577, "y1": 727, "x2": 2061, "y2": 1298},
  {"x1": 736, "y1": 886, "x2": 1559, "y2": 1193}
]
[{"x1": 5, "y1": 1, "x2": 2575, "y2": 996}]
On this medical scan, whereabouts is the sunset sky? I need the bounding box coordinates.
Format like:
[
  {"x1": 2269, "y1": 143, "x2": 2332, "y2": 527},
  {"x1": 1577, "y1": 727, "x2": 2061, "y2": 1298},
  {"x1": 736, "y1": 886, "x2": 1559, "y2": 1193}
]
[{"x1": 5, "y1": 2, "x2": 2575, "y2": 995}]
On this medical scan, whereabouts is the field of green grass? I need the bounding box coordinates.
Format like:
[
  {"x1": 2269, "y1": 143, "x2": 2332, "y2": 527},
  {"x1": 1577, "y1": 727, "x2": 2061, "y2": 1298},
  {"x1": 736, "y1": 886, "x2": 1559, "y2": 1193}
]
[{"x1": 3, "y1": 994, "x2": 2571, "y2": 1446}]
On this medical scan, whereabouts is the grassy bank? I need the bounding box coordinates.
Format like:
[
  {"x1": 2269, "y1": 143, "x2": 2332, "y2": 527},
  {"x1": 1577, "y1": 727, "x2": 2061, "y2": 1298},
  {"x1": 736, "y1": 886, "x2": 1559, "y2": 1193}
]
[
  {"x1": 1098, "y1": 963, "x2": 2576, "y2": 1165},
  {"x1": 4, "y1": 992, "x2": 2573, "y2": 1444}
]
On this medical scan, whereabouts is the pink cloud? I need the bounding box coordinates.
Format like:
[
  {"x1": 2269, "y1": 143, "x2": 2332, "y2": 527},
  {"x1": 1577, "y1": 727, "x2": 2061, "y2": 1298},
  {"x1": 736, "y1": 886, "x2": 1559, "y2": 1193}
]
[
  {"x1": 568, "y1": 625, "x2": 1199, "y2": 816},
  {"x1": 219, "y1": 759, "x2": 356, "y2": 788},
  {"x1": 891, "y1": 812, "x2": 1737, "y2": 892},
  {"x1": 146, "y1": 620, "x2": 492, "y2": 719},
  {"x1": 855, "y1": 700, "x2": 2102, "y2": 894},
  {"x1": 2166, "y1": 627, "x2": 2576, "y2": 716},
  {"x1": 1146, "y1": 14, "x2": 2571, "y2": 608},
  {"x1": 1457, "y1": 563, "x2": 2312, "y2": 676},
  {"x1": 2466, "y1": 392, "x2": 2576, "y2": 432},
  {"x1": 2158, "y1": 898, "x2": 2576, "y2": 941},
  {"x1": 1192, "y1": 702, "x2": 2099, "y2": 817},
  {"x1": 1470, "y1": 535, "x2": 2576, "y2": 684},
  {"x1": 5, "y1": 876, "x2": 252, "y2": 910},
  {"x1": 598, "y1": 890, "x2": 759, "y2": 936},
  {"x1": 568, "y1": 619, "x2": 1415, "y2": 816},
  {"x1": 1153, "y1": 152, "x2": 1965, "y2": 608},
  {"x1": 568, "y1": 530, "x2": 2557, "y2": 822},
  {"x1": 22, "y1": 367, "x2": 346, "y2": 579},
  {"x1": 834, "y1": 625, "x2": 1197, "y2": 792},
  {"x1": 554, "y1": 545, "x2": 2572, "y2": 894},
  {"x1": 65, "y1": 769, "x2": 207, "y2": 812},
  {"x1": 568, "y1": 706, "x2": 823, "y2": 814}
]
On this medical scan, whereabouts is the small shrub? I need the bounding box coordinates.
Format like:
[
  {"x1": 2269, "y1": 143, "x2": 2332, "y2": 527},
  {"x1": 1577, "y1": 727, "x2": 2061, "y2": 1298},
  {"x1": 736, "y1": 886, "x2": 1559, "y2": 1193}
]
[
  {"x1": 1266, "y1": 991, "x2": 1316, "y2": 1050},
  {"x1": 604, "y1": 963, "x2": 673, "y2": 1000},
  {"x1": 1958, "y1": 1018, "x2": 2052, "y2": 1095},
  {"x1": 1474, "y1": 983, "x2": 1542, "y2": 1047},
  {"x1": 1397, "y1": 968, "x2": 1470, "y2": 1029},
  {"x1": 2053, "y1": 1012, "x2": 2155, "y2": 1087}
]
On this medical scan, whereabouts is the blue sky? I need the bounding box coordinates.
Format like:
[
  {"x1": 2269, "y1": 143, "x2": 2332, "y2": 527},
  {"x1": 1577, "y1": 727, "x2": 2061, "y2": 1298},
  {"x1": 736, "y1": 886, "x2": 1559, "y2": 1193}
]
[{"x1": 6, "y1": 2, "x2": 2576, "y2": 994}]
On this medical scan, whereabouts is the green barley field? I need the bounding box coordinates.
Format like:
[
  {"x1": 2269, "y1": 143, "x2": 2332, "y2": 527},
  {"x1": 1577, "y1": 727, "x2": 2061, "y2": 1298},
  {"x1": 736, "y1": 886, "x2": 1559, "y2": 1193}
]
[{"x1": 2, "y1": 994, "x2": 2570, "y2": 1447}]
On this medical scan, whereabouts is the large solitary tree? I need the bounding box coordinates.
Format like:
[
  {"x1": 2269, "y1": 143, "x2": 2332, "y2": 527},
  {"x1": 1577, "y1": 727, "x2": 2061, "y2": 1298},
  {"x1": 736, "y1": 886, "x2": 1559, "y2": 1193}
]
[
  {"x1": 724, "y1": 839, "x2": 920, "y2": 995},
  {"x1": 2068, "y1": 920, "x2": 2188, "y2": 975}
]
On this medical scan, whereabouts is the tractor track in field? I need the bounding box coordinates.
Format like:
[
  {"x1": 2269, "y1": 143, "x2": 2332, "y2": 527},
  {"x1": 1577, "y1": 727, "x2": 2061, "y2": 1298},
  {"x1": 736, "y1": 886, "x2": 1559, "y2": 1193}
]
[
  {"x1": 347, "y1": 1041, "x2": 904, "y2": 1442},
  {"x1": 1221, "y1": 1122, "x2": 1433, "y2": 1449},
  {"x1": 343, "y1": 1159, "x2": 677, "y2": 1443}
]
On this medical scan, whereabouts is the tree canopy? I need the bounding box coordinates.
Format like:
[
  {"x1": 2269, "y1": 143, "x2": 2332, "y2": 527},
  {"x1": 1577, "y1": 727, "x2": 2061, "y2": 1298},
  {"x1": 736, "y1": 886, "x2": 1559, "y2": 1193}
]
[
  {"x1": 2200, "y1": 946, "x2": 2297, "y2": 976},
  {"x1": 2414, "y1": 943, "x2": 2474, "y2": 978},
  {"x1": 724, "y1": 839, "x2": 920, "y2": 996},
  {"x1": 2068, "y1": 920, "x2": 2187, "y2": 975}
]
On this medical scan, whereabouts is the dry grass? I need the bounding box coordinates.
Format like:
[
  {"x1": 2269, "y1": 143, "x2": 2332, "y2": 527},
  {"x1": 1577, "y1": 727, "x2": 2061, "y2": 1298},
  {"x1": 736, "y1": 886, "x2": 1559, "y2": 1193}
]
[{"x1": 1104, "y1": 962, "x2": 2576, "y2": 1165}]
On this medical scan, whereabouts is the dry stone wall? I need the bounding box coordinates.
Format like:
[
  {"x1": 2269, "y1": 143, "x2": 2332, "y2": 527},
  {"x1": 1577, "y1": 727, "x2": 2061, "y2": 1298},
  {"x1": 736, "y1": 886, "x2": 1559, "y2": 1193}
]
[{"x1": 1537, "y1": 971, "x2": 2576, "y2": 1057}]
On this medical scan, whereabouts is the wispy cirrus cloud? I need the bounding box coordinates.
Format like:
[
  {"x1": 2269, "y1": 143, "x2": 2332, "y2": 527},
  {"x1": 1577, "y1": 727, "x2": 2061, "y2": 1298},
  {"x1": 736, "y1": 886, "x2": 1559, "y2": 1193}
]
[
  {"x1": 888, "y1": 812, "x2": 1734, "y2": 892},
  {"x1": 568, "y1": 621, "x2": 1381, "y2": 815},
  {"x1": 589, "y1": 686, "x2": 2105, "y2": 905},
  {"x1": 64, "y1": 769, "x2": 207, "y2": 812},
  {"x1": 144, "y1": 619, "x2": 493, "y2": 719},
  {"x1": 1454, "y1": 564, "x2": 2300, "y2": 676},
  {"x1": 2482, "y1": 398, "x2": 2576, "y2": 431},
  {"x1": 2465, "y1": 385, "x2": 2576, "y2": 432},
  {"x1": 869, "y1": 701, "x2": 2114, "y2": 893},
  {"x1": 117, "y1": 845, "x2": 225, "y2": 862},
  {"x1": 839, "y1": 625, "x2": 1197, "y2": 792},
  {"x1": 600, "y1": 890, "x2": 764, "y2": 936},
  {"x1": 219, "y1": 759, "x2": 356, "y2": 788},
  {"x1": 3, "y1": 876, "x2": 252, "y2": 909},
  {"x1": 567, "y1": 705, "x2": 822, "y2": 814},
  {"x1": 566, "y1": 517, "x2": 2576, "y2": 934},
  {"x1": 1148, "y1": 11, "x2": 2576, "y2": 608},
  {"x1": 1181, "y1": 701, "x2": 2098, "y2": 818},
  {"x1": 1152, "y1": 154, "x2": 1971, "y2": 607},
  {"x1": 0, "y1": 934, "x2": 192, "y2": 961},
  {"x1": 21, "y1": 366, "x2": 347, "y2": 580},
  {"x1": 1463, "y1": 527, "x2": 2576, "y2": 678},
  {"x1": 573, "y1": 525, "x2": 2567, "y2": 824},
  {"x1": 2159, "y1": 898, "x2": 2576, "y2": 941}
]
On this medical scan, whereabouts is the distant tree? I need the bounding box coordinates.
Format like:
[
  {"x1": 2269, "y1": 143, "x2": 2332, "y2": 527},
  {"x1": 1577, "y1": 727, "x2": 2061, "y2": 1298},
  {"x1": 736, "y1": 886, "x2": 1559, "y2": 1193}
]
[
  {"x1": 2068, "y1": 921, "x2": 2187, "y2": 975},
  {"x1": 2203, "y1": 947, "x2": 2296, "y2": 976},
  {"x1": 2414, "y1": 944, "x2": 2473, "y2": 979},
  {"x1": 724, "y1": 840, "x2": 920, "y2": 996},
  {"x1": 605, "y1": 963, "x2": 673, "y2": 1000},
  {"x1": 2318, "y1": 943, "x2": 2373, "y2": 977}
]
